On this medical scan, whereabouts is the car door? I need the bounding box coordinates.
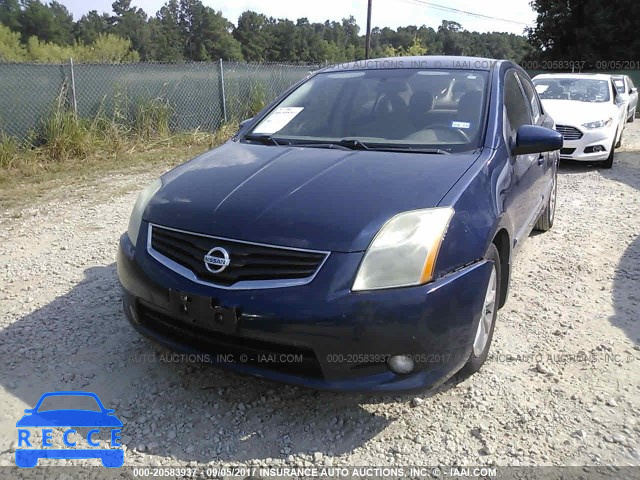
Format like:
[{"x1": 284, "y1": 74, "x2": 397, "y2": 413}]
[
  {"x1": 503, "y1": 70, "x2": 545, "y2": 247},
  {"x1": 611, "y1": 79, "x2": 626, "y2": 134},
  {"x1": 627, "y1": 77, "x2": 638, "y2": 118},
  {"x1": 517, "y1": 72, "x2": 554, "y2": 201}
]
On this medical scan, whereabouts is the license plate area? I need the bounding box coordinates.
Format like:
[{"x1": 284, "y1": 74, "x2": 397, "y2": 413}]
[{"x1": 168, "y1": 291, "x2": 239, "y2": 334}]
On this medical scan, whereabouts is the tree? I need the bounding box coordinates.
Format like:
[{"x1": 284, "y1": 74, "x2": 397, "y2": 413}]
[
  {"x1": 234, "y1": 11, "x2": 270, "y2": 61},
  {"x1": 178, "y1": 0, "x2": 242, "y2": 61},
  {"x1": 74, "y1": 10, "x2": 110, "y2": 45},
  {"x1": 527, "y1": 0, "x2": 640, "y2": 65},
  {"x1": 201, "y1": 8, "x2": 242, "y2": 60},
  {"x1": 48, "y1": 1, "x2": 73, "y2": 42},
  {"x1": 76, "y1": 33, "x2": 139, "y2": 62},
  {"x1": 148, "y1": 0, "x2": 183, "y2": 61},
  {"x1": 0, "y1": 0, "x2": 21, "y2": 31},
  {"x1": 0, "y1": 22, "x2": 26, "y2": 60},
  {"x1": 402, "y1": 37, "x2": 427, "y2": 56},
  {"x1": 110, "y1": 0, "x2": 152, "y2": 59},
  {"x1": 439, "y1": 20, "x2": 464, "y2": 55},
  {"x1": 24, "y1": 35, "x2": 73, "y2": 62},
  {"x1": 19, "y1": 0, "x2": 74, "y2": 45},
  {"x1": 2, "y1": 3, "x2": 537, "y2": 65}
]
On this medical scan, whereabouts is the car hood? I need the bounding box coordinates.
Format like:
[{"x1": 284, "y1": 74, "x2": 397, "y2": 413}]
[
  {"x1": 145, "y1": 142, "x2": 479, "y2": 252},
  {"x1": 541, "y1": 99, "x2": 619, "y2": 125},
  {"x1": 16, "y1": 410, "x2": 123, "y2": 427}
]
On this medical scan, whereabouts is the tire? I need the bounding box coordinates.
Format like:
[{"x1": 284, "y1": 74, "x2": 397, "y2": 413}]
[
  {"x1": 458, "y1": 243, "x2": 501, "y2": 379},
  {"x1": 615, "y1": 129, "x2": 622, "y2": 148},
  {"x1": 14, "y1": 451, "x2": 38, "y2": 468},
  {"x1": 628, "y1": 113, "x2": 635, "y2": 123},
  {"x1": 602, "y1": 140, "x2": 615, "y2": 169},
  {"x1": 101, "y1": 450, "x2": 124, "y2": 468},
  {"x1": 534, "y1": 172, "x2": 557, "y2": 232}
]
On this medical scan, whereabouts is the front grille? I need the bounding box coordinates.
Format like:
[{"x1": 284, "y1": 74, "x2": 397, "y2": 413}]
[
  {"x1": 149, "y1": 225, "x2": 328, "y2": 288},
  {"x1": 560, "y1": 148, "x2": 576, "y2": 155},
  {"x1": 138, "y1": 303, "x2": 324, "y2": 379},
  {"x1": 555, "y1": 125, "x2": 583, "y2": 140}
]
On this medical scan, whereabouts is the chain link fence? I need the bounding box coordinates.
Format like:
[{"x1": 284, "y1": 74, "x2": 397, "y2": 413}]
[
  {"x1": 3, "y1": 61, "x2": 637, "y2": 146},
  {"x1": 0, "y1": 61, "x2": 322, "y2": 145}
]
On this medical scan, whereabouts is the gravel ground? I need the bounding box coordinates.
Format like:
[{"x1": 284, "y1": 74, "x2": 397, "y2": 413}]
[{"x1": 0, "y1": 124, "x2": 639, "y2": 473}]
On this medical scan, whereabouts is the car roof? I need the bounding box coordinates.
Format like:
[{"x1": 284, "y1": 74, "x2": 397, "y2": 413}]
[
  {"x1": 533, "y1": 73, "x2": 614, "y2": 81},
  {"x1": 320, "y1": 55, "x2": 505, "y2": 73}
]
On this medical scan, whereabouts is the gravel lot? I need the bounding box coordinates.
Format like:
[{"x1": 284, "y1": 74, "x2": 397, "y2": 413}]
[{"x1": 0, "y1": 124, "x2": 639, "y2": 473}]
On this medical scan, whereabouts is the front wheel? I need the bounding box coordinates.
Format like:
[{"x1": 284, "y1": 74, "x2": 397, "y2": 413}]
[
  {"x1": 615, "y1": 128, "x2": 623, "y2": 148},
  {"x1": 458, "y1": 244, "x2": 501, "y2": 379},
  {"x1": 601, "y1": 136, "x2": 616, "y2": 169},
  {"x1": 534, "y1": 172, "x2": 557, "y2": 231}
]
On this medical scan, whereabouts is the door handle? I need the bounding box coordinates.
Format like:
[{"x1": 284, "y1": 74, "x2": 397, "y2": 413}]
[{"x1": 538, "y1": 154, "x2": 545, "y2": 165}]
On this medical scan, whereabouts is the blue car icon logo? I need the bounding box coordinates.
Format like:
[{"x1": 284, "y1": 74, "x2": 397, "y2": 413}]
[{"x1": 15, "y1": 391, "x2": 124, "y2": 468}]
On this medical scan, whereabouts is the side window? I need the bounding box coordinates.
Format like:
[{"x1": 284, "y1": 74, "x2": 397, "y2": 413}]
[
  {"x1": 518, "y1": 74, "x2": 541, "y2": 122},
  {"x1": 628, "y1": 77, "x2": 635, "y2": 90},
  {"x1": 504, "y1": 72, "x2": 532, "y2": 135}
]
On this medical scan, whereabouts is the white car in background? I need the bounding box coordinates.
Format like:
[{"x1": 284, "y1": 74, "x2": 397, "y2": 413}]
[
  {"x1": 532, "y1": 73, "x2": 626, "y2": 168},
  {"x1": 612, "y1": 75, "x2": 638, "y2": 122}
]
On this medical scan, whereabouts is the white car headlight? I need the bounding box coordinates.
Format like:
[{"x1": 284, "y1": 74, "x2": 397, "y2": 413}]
[
  {"x1": 127, "y1": 178, "x2": 162, "y2": 247},
  {"x1": 352, "y1": 207, "x2": 454, "y2": 291},
  {"x1": 582, "y1": 118, "x2": 613, "y2": 129}
]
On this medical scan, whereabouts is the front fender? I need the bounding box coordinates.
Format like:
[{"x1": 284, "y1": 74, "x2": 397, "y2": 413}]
[{"x1": 436, "y1": 148, "x2": 514, "y2": 277}]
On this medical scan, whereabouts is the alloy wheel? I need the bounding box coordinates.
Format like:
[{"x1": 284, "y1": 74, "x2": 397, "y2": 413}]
[{"x1": 473, "y1": 266, "x2": 497, "y2": 357}]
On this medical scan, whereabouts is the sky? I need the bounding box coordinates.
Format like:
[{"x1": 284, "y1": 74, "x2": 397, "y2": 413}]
[{"x1": 59, "y1": 0, "x2": 536, "y2": 35}]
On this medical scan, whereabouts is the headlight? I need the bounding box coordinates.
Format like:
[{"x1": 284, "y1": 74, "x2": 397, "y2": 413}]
[
  {"x1": 127, "y1": 178, "x2": 162, "y2": 247},
  {"x1": 352, "y1": 207, "x2": 454, "y2": 291},
  {"x1": 582, "y1": 118, "x2": 613, "y2": 129}
]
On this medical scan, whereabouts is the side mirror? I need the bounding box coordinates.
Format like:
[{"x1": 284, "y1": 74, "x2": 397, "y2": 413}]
[
  {"x1": 239, "y1": 117, "x2": 254, "y2": 129},
  {"x1": 631, "y1": 87, "x2": 638, "y2": 94},
  {"x1": 511, "y1": 125, "x2": 563, "y2": 155}
]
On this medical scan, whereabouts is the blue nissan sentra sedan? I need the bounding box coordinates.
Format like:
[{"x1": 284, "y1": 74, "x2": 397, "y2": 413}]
[{"x1": 117, "y1": 56, "x2": 562, "y2": 392}]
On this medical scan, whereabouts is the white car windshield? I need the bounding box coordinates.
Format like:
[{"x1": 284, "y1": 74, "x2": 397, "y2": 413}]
[
  {"x1": 533, "y1": 78, "x2": 611, "y2": 103},
  {"x1": 248, "y1": 68, "x2": 489, "y2": 153}
]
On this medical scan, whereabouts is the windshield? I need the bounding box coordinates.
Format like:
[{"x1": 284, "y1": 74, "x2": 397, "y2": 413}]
[
  {"x1": 36, "y1": 395, "x2": 101, "y2": 412},
  {"x1": 533, "y1": 78, "x2": 611, "y2": 103},
  {"x1": 247, "y1": 69, "x2": 489, "y2": 153}
]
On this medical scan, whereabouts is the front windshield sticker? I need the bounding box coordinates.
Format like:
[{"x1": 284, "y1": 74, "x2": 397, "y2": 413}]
[
  {"x1": 451, "y1": 121, "x2": 471, "y2": 129},
  {"x1": 253, "y1": 107, "x2": 304, "y2": 134}
]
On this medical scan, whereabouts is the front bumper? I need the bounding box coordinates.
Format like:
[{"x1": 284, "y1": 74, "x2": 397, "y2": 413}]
[
  {"x1": 117, "y1": 225, "x2": 492, "y2": 392},
  {"x1": 559, "y1": 125, "x2": 617, "y2": 161}
]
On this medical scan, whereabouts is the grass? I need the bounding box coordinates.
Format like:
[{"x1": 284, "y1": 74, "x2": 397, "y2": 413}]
[
  {"x1": 0, "y1": 135, "x2": 20, "y2": 169},
  {"x1": 0, "y1": 121, "x2": 239, "y2": 210}
]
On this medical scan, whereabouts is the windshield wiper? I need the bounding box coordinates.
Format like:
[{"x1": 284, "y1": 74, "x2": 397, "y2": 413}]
[
  {"x1": 371, "y1": 147, "x2": 451, "y2": 155},
  {"x1": 335, "y1": 139, "x2": 451, "y2": 154},
  {"x1": 244, "y1": 135, "x2": 450, "y2": 154},
  {"x1": 334, "y1": 138, "x2": 371, "y2": 150},
  {"x1": 290, "y1": 142, "x2": 354, "y2": 151},
  {"x1": 243, "y1": 133, "x2": 287, "y2": 146},
  {"x1": 272, "y1": 138, "x2": 371, "y2": 151}
]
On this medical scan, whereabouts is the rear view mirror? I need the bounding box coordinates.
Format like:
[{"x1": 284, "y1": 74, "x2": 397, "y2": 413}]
[{"x1": 511, "y1": 125, "x2": 563, "y2": 155}]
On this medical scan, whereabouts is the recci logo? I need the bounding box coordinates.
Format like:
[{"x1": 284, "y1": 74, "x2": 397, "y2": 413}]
[{"x1": 15, "y1": 391, "x2": 124, "y2": 468}]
